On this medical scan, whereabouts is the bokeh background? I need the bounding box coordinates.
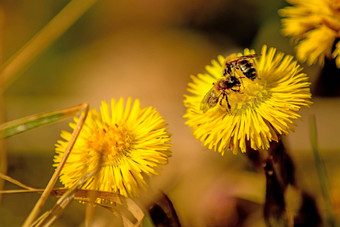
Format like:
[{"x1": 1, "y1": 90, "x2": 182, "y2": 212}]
[{"x1": 1, "y1": 0, "x2": 339, "y2": 226}]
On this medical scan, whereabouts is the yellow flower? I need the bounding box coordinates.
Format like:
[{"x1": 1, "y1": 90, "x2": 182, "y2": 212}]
[
  {"x1": 54, "y1": 98, "x2": 171, "y2": 197},
  {"x1": 183, "y1": 45, "x2": 312, "y2": 155},
  {"x1": 279, "y1": 0, "x2": 340, "y2": 67}
]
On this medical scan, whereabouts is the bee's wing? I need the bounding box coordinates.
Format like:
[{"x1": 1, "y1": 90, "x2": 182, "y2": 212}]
[{"x1": 200, "y1": 86, "x2": 219, "y2": 113}]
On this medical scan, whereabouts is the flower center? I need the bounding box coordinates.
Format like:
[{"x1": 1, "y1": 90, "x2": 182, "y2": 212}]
[
  {"x1": 88, "y1": 124, "x2": 132, "y2": 159},
  {"x1": 225, "y1": 69, "x2": 270, "y2": 113}
]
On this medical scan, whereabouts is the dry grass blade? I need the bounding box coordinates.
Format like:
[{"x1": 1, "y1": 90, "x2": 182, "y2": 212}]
[
  {"x1": 32, "y1": 170, "x2": 98, "y2": 227},
  {"x1": 51, "y1": 189, "x2": 124, "y2": 205},
  {"x1": 0, "y1": 187, "x2": 124, "y2": 205},
  {"x1": 85, "y1": 154, "x2": 104, "y2": 226},
  {"x1": 23, "y1": 103, "x2": 89, "y2": 227},
  {"x1": 0, "y1": 172, "x2": 45, "y2": 195},
  {"x1": 0, "y1": 0, "x2": 98, "y2": 92},
  {"x1": 0, "y1": 172, "x2": 36, "y2": 191},
  {"x1": 0, "y1": 103, "x2": 87, "y2": 139},
  {"x1": 31, "y1": 174, "x2": 144, "y2": 226},
  {"x1": 124, "y1": 198, "x2": 144, "y2": 227},
  {"x1": 0, "y1": 156, "x2": 144, "y2": 226},
  {"x1": 99, "y1": 198, "x2": 144, "y2": 227},
  {"x1": 0, "y1": 0, "x2": 97, "y2": 205}
]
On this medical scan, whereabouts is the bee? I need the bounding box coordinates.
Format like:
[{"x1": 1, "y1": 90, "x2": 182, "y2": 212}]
[
  {"x1": 200, "y1": 75, "x2": 241, "y2": 113},
  {"x1": 223, "y1": 54, "x2": 260, "y2": 80}
]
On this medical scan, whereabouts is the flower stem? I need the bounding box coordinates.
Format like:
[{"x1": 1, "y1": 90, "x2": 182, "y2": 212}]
[{"x1": 149, "y1": 192, "x2": 181, "y2": 227}]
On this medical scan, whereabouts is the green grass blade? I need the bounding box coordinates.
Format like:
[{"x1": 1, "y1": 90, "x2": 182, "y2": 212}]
[
  {"x1": 309, "y1": 115, "x2": 337, "y2": 227},
  {"x1": 0, "y1": 103, "x2": 88, "y2": 138}
]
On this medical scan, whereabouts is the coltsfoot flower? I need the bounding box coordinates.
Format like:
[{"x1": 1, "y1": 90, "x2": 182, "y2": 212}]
[
  {"x1": 54, "y1": 98, "x2": 171, "y2": 197},
  {"x1": 279, "y1": 0, "x2": 340, "y2": 67},
  {"x1": 183, "y1": 45, "x2": 312, "y2": 155}
]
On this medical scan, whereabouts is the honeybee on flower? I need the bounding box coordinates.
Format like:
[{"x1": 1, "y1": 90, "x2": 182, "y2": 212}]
[
  {"x1": 200, "y1": 54, "x2": 260, "y2": 113},
  {"x1": 184, "y1": 45, "x2": 312, "y2": 154}
]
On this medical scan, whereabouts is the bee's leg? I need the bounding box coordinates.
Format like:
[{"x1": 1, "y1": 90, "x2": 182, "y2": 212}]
[
  {"x1": 218, "y1": 93, "x2": 230, "y2": 110},
  {"x1": 231, "y1": 83, "x2": 242, "y2": 93},
  {"x1": 226, "y1": 65, "x2": 234, "y2": 77},
  {"x1": 238, "y1": 76, "x2": 245, "y2": 90},
  {"x1": 225, "y1": 94, "x2": 231, "y2": 110},
  {"x1": 219, "y1": 95, "x2": 223, "y2": 106},
  {"x1": 222, "y1": 68, "x2": 227, "y2": 76}
]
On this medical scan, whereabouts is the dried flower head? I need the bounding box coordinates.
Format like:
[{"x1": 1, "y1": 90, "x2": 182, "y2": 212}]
[
  {"x1": 279, "y1": 0, "x2": 340, "y2": 67},
  {"x1": 183, "y1": 45, "x2": 312, "y2": 155},
  {"x1": 54, "y1": 98, "x2": 171, "y2": 197}
]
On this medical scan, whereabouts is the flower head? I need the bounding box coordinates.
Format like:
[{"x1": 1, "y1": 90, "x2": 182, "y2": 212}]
[
  {"x1": 54, "y1": 98, "x2": 171, "y2": 197},
  {"x1": 183, "y1": 45, "x2": 312, "y2": 155},
  {"x1": 279, "y1": 0, "x2": 340, "y2": 67}
]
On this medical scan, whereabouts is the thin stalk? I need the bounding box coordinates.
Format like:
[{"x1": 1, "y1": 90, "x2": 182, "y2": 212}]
[
  {"x1": 0, "y1": 172, "x2": 36, "y2": 191},
  {"x1": 34, "y1": 169, "x2": 98, "y2": 227},
  {"x1": 0, "y1": 6, "x2": 6, "y2": 203},
  {"x1": 85, "y1": 154, "x2": 103, "y2": 227},
  {"x1": 310, "y1": 115, "x2": 337, "y2": 227},
  {"x1": 0, "y1": 0, "x2": 98, "y2": 92},
  {"x1": 0, "y1": 96, "x2": 6, "y2": 203},
  {"x1": 22, "y1": 103, "x2": 89, "y2": 227}
]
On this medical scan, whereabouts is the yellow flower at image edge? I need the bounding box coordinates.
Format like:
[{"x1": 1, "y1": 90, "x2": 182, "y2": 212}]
[
  {"x1": 279, "y1": 0, "x2": 340, "y2": 67},
  {"x1": 54, "y1": 98, "x2": 171, "y2": 197},
  {"x1": 183, "y1": 45, "x2": 312, "y2": 155}
]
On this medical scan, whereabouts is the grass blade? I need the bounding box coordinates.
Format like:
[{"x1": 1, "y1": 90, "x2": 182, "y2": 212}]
[
  {"x1": 309, "y1": 115, "x2": 337, "y2": 227},
  {"x1": 0, "y1": 103, "x2": 87, "y2": 139},
  {"x1": 32, "y1": 170, "x2": 97, "y2": 227},
  {"x1": 0, "y1": 172, "x2": 36, "y2": 191},
  {"x1": 0, "y1": 0, "x2": 98, "y2": 91},
  {"x1": 0, "y1": 170, "x2": 143, "y2": 226},
  {"x1": 22, "y1": 103, "x2": 89, "y2": 227}
]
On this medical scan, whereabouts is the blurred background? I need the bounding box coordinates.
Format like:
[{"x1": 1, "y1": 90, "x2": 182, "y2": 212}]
[{"x1": 1, "y1": 0, "x2": 339, "y2": 226}]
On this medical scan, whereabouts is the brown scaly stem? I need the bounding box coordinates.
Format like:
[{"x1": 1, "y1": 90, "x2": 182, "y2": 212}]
[
  {"x1": 246, "y1": 140, "x2": 322, "y2": 226},
  {"x1": 148, "y1": 192, "x2": 181, "y2": 227},
  {"x1": 268, "y1": 140, "x2": 296, "y2": 188},
  {"x1": 263, "y1": 157, "x2": 287, "y2": 227}
]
